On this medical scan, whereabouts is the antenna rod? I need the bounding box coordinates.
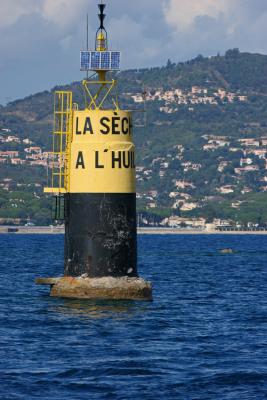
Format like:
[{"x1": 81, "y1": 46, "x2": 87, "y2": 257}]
[
  {"x1": 86, "y1": 14, "x2": 89, "y2": 79},
  {"x1": 87, "y1": 14, "x2": 89, "y2": 50}
]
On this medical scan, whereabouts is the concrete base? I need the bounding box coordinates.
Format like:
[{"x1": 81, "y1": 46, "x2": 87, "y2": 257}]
[{"x1": 35, "y1": 276, "x2": 152, "y2": 301}]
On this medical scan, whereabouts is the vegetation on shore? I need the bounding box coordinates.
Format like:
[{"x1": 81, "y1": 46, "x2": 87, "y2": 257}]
[{"x1": 1, "y1": 49, "x2": 267, "y2": 225}]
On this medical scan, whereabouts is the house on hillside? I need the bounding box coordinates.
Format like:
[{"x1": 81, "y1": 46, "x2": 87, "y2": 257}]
[
  {"x1": 0, "y1": 151, "x2": 19, "y2": 158},
  {"x1": 217, "y1": 185, "x2": 235, "y2": 194}
]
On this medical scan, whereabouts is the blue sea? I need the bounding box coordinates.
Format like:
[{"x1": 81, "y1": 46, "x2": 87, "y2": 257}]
[{"x1": 0, "y1": 234, "x2": 266, "y2": 400}]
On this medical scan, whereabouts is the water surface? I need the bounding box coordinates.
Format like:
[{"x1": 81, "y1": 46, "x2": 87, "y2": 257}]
[{"x1": 0, "y1": 234, "x2": 266, "y2": 399}]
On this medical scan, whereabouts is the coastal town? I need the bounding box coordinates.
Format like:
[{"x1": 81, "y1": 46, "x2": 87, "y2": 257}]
[
  {"x1": 0, "y1": 130, "x2": 55, "y2": 168},
  {"x1": 1, "y1": 85, "x2": 267, "y2": 228},
  {"x1": 130, "y1": 85, "x2": 248, "y2": 113}
]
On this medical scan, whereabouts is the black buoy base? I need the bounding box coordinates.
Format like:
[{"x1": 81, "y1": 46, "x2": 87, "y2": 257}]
[{"x1": 64, "y1": 193, "x2": 137, "y2": 278}]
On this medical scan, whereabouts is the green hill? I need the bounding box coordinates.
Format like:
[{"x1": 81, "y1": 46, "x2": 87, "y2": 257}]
[{"x1": 1, "y1": 48, "x2": 267, "y2": 226}]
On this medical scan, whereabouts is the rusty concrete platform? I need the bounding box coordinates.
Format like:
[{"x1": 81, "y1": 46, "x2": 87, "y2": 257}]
[{"x1": 36, "y1": 276, "x2": 152, "y2": 301}]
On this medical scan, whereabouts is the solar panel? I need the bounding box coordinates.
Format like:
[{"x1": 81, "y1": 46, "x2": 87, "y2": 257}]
[
  {"x1": 111, "y1": 52, "x2": 120, "y2": 70},
  {"x1": 91, "y1": 52, "x2": 100, "y2": 69},
  {"x1": 80, "y1": 51, "x2": 90, "y2": 71},
  {"x1": 101, "y1": 52, "x2": 111, "y2": 69},
  {"x1": 80, "y1": 51, "x2": 121, "y2": 71}
]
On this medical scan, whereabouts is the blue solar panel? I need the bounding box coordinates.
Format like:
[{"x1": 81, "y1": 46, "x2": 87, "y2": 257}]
[
  {"x1": 111, "y1": 52, "x2": 120, "y2": 70},
  {"x1": 80, "y1": 51, "x2": 121, "y2": 71},
  {"x1": 91, "y1": 52, "x2": 100, "y2": 69},
  {"x1": 101, "y1": 52, "x2": 111, "y2": 69},
  {"x1": 80, "y1": 51, "x2": 90, "y2": 70}
]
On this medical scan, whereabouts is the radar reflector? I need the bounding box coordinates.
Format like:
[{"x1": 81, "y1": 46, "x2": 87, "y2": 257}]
[{"x1": 80, "y1": 51, "x2": 121, "y2": 71}]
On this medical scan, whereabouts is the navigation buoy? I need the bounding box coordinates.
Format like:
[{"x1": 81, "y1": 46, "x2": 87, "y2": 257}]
[{"x1": 36, "y1": 3, "x2": 152, "y2": 301}]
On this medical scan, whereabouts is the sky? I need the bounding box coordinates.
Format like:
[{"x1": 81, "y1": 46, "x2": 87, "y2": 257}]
[{"x1": 1, "y1": 0, "x2": 267, "y2": 104}]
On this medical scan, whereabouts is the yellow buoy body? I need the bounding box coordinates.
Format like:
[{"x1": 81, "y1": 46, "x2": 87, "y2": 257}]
[
  {"x1": 69, "y1": 110, "x2": 135, "y2": 194},
  {"x1": 64, "y1": 109, "x2": 137, "y2": 277}
]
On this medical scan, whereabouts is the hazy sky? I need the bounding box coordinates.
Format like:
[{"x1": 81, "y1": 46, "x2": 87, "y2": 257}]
[{"x1": 1, "y1": 0, "x2": 267, "y2": 104}]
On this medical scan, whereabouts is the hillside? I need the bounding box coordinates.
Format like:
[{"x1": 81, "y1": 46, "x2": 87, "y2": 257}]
[{"x1": 1, "y1": 48, "x2": 267, "y2": 227}]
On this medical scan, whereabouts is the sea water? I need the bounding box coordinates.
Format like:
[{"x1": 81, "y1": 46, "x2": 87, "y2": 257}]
[{"x1": 0, "y1": 234, "x2": 266, "y2": 400}]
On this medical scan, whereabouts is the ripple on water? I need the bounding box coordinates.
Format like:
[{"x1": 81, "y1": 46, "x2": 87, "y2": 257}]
[{"x1": 0, "y1": 234, "x2": 266, "y2": 400}]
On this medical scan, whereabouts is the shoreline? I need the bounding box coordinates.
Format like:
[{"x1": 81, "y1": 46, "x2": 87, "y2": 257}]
[{"x1": 1, "y1": 226, "x2": 267, "y2": 235}]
